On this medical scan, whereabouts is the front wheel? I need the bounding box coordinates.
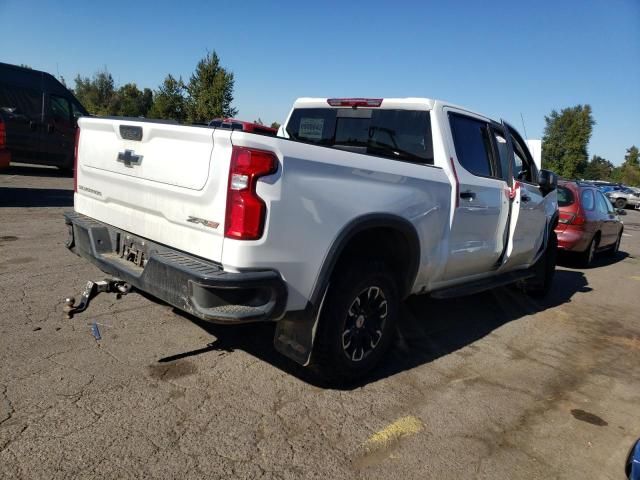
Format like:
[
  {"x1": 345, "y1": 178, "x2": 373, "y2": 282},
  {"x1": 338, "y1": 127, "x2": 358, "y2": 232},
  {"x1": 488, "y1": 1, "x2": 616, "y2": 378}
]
[
  {"x1": 615, "y1": 198, "x2": 627, "y2": 209},
  {"x1": 523, "y1": 231, "x2": 557, "y2": 297},
  {"x1": 605, "y1": 230, "x2": 622, "y2": 257},
  {"x1": 312, "y1": 260, "x2": 398, "y2": 385}
]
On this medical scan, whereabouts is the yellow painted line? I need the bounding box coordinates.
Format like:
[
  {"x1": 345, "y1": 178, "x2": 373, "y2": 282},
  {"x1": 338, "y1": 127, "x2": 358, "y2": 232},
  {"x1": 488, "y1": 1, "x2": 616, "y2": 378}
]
[
  {"x1": 630, "y1": 276, "x2": 640, "y2": 281},
  {"x1": 363, "y1": 415, "x2": 423, "y2": 452}
]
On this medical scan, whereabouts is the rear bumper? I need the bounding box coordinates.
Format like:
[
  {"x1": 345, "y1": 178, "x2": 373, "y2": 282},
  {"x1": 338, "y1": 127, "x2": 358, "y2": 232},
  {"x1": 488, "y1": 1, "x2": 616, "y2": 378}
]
[
  {"x1": 64, "y1": 211, "x2": 287, "y2": 324},
  {"x1": 555, "y1": 226, "x2": 590, "y2": 252}
]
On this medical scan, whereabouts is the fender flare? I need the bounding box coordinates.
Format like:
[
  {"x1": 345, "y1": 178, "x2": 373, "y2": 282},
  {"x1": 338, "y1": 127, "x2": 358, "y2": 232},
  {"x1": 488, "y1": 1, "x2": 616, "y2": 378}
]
[
  {"x1": 309, "y1": 213, "x2": 421, "y2": 307},
  {"x1": 273, "y1": 213, "x2": 421, "y2": 366}
]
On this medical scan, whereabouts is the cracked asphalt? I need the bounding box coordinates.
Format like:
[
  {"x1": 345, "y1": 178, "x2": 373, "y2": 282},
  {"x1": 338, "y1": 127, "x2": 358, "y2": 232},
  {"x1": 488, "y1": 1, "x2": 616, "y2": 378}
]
[{"x1": 1, "y1": 163, "x2": 640, "y2": 479}]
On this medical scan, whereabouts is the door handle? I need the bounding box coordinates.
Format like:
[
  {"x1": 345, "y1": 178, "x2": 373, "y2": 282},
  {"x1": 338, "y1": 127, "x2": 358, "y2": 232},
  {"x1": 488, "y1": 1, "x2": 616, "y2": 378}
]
[
  {"x1": 521, "y1": 194, "x2": 531, "y2": 202},
  {"x1": 460, "y1": 190, "x2": 476, "y2": 200}
]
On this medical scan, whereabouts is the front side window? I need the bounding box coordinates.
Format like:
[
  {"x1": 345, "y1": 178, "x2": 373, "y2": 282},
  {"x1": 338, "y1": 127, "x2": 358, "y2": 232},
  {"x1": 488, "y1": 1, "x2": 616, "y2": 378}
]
[
  {"x1": 509, "y1": 131, "x2": 535, "y2": 183},
  {"x1": 596, "y1": 191, "x2": 613, "y2": 214},
  {"x1": 286, "y1": 108, "x2": 433, "y2": 164},
  {"x1": 449, "y1": 114, "x2": 492, "y2": 177},
  {"x1": 50, "y1": 95, "x2": 71, "y2": 122}
]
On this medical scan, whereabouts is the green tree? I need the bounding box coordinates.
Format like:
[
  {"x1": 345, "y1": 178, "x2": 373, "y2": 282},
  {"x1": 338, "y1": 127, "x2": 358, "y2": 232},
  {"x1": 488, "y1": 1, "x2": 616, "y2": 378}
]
[
  {"x1": 541, "y1": 105, "x2": 594, "y2": 179},
  {"x1": 270, "y1": 121, "x2": 281, "y2": 130},
  {"x1": 583, "y1": 155, "x2": 613, "y2": 180},
  {"x1": 115, "y1": 83, "x2": 153, "y2": 117},
  {"x1": 186, "y1": 51, "x2": 237, "y2": 123},
  {"x1": 73, "y1": 70, "x2": 117, "y2": 115},
  {"x1": 624, "y1": 145, "x2": 639, "y2": 167},
  {"x1": 148, "y1": 75, "x2": 187, "y2": 122},
  {"x1": 617, "y1": 145, "x2": 640, "y2": 186}
]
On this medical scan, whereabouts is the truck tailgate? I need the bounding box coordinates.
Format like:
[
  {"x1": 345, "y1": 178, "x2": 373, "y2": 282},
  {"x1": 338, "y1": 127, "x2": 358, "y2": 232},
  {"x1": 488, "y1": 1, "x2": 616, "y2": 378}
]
[{"x1": 74, "y1": 117, "x2": 232, "y2": 263}]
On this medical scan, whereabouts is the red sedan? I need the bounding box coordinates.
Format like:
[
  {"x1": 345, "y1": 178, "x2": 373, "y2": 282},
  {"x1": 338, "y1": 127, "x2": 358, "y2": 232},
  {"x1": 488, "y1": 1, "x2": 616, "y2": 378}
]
[{"x1": 555, "y1": 181, "x2": 624, "y2": 266}]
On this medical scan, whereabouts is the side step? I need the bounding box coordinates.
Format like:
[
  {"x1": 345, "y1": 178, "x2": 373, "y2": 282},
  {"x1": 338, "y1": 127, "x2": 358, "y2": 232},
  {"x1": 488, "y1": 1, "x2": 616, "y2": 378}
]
[{"x1": 430, "y1": 269, "x2": 534, "y2": 300}]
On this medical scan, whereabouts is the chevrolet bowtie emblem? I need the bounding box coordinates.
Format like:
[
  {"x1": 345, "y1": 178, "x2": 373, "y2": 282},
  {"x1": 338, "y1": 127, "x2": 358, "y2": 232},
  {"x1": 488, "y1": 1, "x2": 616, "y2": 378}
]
[{"x1": 117, "y1": 150, "x2": 142, "y2": 167}]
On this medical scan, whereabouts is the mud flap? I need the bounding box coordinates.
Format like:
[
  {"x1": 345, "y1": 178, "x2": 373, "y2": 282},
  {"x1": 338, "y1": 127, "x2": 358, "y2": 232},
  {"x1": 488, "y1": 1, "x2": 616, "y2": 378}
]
[{"x1": 273, "y1": 286, "x2": 328, "y2": 366}]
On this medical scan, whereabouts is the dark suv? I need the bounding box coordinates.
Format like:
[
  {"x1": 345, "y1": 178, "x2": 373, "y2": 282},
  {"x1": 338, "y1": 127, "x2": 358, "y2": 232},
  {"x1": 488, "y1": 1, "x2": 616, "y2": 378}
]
[{"x1": 0, "y1": 62, "x2": 87, "y2": 171}]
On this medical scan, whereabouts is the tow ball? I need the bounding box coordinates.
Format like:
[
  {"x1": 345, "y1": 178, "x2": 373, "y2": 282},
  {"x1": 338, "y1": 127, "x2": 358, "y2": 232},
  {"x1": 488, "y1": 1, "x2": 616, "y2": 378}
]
[{"x1": 63, "y1": 280, "x2": 132, "y2": 319}]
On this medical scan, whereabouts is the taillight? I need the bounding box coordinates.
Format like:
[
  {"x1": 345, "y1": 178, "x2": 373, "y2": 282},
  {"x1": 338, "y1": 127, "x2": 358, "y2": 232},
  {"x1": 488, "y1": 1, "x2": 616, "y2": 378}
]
[
  {"x1": 572, "y1": 214, "x2": 586, "y2": 226},
  {"x1": 0, "y1": 120, "x2": 6, "y2": 149},
  {"x1": 327, "y1": 98, "x2": 383, "y2": 107},
  {"x1": 558, "y1": 211, "x2": 586, "y2": 226},
  {"x1": 73, "y1": 127, "x2": 80, "y2": 192},
  {"x1": 225, "y1": 146, "x2": 277, "y2": 240}
]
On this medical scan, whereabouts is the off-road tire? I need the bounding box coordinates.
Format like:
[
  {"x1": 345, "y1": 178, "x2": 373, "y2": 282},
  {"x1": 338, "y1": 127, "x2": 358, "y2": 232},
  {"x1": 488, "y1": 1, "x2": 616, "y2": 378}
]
[
  {"x1": 523, "y1": 231, "x2": 557, "y2": 297},
  {"x1": 312, "y1": 260, "x2": 398, "y2": 385}
]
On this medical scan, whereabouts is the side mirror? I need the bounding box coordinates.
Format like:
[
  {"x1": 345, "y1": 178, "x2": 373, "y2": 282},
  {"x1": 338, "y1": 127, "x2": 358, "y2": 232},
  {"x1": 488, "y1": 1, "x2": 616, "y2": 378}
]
[
  {"x1": 616, "y1": 208, "x2": 627, "y2": 216},
  {"x1": 538, "y1": 169, "x2": 557, "y2": 195}
]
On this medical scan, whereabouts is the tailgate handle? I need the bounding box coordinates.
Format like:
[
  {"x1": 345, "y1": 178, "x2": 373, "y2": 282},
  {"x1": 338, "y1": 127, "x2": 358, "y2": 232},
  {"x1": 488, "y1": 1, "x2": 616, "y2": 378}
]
[{"x1": 120, "y1": 125, "x2": 143, "y2": 141}]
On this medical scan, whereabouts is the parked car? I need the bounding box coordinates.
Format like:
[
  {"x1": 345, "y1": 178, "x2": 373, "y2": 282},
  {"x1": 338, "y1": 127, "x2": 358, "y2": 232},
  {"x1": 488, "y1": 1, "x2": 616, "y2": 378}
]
[
  {"x1": 0, "y1": 62, "x2": 88, "y2": 170},
  {"x1": 64, "y1": 96, "x2": 558, "y2": 382},
  {"x1": 606, "y1": 187, "x2": 640, "y2": 209},
  {"x1": 555, "y1": 181, "x2": 624, "y2": 265}
]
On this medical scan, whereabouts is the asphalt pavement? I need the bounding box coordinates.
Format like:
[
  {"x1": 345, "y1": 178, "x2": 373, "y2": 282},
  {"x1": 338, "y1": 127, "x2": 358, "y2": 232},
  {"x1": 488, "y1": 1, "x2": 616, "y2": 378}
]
[{"x1": 1, "y1": 164, "x2": 639, "y2": 479}]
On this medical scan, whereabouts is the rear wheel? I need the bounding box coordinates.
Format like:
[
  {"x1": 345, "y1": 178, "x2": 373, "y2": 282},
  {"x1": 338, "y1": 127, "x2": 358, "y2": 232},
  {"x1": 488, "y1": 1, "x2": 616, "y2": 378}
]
[
  {"x1": 312, "y1": 260, "x2": 398, "y2": 385},
  {"x1": 580, "y1": 235, "x2": 598, "y2": 267},
  {"x1": 615, "y1": 198, "x2": 626, "y2": 209},
  {"x1": 523, "y1": 231, "x2": 557, "y2": 297}
]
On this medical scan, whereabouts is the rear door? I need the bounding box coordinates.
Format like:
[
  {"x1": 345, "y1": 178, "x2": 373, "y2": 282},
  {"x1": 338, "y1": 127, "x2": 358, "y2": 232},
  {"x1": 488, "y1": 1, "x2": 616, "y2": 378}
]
[
  {"x1": 75, "y1": 117, "x2": 232, "y2": 262},
  {"x1": 0, "y1": 82, "x2": 44, "y2": 163},
  {"x1": 442, "y1": 111, "x2": 509, "y2": 280}
]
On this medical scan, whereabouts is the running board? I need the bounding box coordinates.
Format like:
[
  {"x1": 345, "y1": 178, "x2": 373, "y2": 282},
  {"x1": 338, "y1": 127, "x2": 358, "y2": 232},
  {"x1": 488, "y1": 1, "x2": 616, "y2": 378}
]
[{"x1": 430, "y1": 270, "x2": 534, "y2": 300}]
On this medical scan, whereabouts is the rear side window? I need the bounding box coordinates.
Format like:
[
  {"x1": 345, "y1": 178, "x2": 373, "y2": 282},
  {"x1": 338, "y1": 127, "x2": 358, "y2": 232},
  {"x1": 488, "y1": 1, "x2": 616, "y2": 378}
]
[
  {"x1": 557, "y1": 186, "x2": 575, "y2": 207},
  {"x1": 0, "y1": 83, "x2": 42, "y2": 118},
  {"x1": 286, "y1": 108, "x2": 434, "y2": 164},
  {"x1": 581, "y1": 189, "x2": 595, "y2": 211},
  {"x1": 449, "y1": 114, "x2": 492, "y2": 177}
]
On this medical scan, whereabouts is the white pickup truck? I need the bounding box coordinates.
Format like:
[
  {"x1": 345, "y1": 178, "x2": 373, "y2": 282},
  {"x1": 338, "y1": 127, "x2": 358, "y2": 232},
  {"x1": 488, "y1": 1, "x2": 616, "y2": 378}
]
[{"x1": 64, "y1": 97, "x2": 558, "y2": 382}]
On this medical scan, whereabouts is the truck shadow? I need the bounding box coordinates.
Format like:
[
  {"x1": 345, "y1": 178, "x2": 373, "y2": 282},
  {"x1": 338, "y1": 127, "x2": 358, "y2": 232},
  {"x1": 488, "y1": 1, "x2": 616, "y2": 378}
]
[
  {"x1": 163, "y1": 268, "x2": 590, "y2": 390},
  {"x1": 0, "y1": 187, "x2": 73, "y2": 207}
]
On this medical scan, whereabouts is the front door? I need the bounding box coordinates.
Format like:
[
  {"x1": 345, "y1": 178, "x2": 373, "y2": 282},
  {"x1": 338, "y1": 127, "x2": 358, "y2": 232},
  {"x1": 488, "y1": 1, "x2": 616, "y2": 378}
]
[
  {"x1": 498, "y1": 125, "x2": 547, "y2": 269},
  {"x1": 44, "y1": 93, "x2": 76, "y2": 168}
]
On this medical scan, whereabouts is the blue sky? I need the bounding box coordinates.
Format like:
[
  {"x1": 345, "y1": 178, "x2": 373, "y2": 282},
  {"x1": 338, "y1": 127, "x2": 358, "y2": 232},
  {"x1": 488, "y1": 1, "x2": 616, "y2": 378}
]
[{"x1": 2, "y1": 0, "x2": 638, "y2": 164}]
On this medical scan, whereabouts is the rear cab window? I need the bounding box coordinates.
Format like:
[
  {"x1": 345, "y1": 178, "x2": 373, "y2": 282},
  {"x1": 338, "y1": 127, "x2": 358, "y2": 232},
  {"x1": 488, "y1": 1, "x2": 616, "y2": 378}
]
[{"x1": 286, "y1": 108, "x2": 434, "y2": 164}]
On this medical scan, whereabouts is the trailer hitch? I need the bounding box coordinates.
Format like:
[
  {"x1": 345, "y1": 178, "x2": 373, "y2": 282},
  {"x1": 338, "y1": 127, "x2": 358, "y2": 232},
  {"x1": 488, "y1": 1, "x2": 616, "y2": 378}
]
[{"x1": 63, "y1": 280, "x2": 132, "y2": 319}]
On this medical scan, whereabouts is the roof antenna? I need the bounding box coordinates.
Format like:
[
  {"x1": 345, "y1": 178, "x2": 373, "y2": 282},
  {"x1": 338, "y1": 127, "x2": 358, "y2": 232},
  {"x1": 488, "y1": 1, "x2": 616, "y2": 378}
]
[{"x1": 520, "y1": 112, "x2": 529, "y2": 141}]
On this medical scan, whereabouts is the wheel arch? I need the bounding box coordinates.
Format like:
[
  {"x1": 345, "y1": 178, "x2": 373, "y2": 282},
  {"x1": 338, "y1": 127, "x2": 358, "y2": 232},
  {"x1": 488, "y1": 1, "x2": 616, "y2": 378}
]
[{"x1": 309, "y1": 213, "x2": 421, "y2": 308}]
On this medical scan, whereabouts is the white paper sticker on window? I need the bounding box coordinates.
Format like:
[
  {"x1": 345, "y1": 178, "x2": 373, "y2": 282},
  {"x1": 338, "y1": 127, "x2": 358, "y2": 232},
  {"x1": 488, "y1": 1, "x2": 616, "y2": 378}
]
[{"x1": 299, "y1": 118, "x2": 324, "y2": 140}]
